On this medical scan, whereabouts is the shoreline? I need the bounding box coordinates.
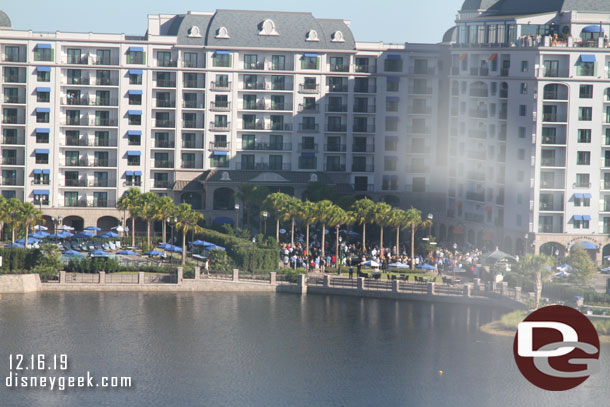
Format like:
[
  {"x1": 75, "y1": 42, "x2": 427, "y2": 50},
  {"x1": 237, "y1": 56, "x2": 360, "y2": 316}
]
[{"x1": 480, "y1": 318, "x2": 610, "y2": 344}]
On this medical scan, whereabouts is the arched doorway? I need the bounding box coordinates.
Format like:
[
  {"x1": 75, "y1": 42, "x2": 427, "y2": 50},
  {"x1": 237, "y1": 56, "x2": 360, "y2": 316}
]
[
  {"x1": 602, "y1": 244, "x2": 610, "y2": 264},
  {"x1": 63, "y1": 215, "x2": 84, "y2": 231},
  {"x1": 181, "y1": 192, "x2": 202, "y2": 210},
  {"x1": 97, "y1": 216, "x2": 120, "y2": 231},
  {"x1": 213, "y1": 188, "x2": 235, "y2": 210},
  {"x1": 540, "y1": 242, "x2": 566, "y2": 262}
]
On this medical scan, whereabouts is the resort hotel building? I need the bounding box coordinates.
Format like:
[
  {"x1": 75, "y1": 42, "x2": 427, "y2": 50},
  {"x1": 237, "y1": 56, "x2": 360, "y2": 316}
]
[{"x1": 3, "y1": 1, "x2": 610, "y2": 261}]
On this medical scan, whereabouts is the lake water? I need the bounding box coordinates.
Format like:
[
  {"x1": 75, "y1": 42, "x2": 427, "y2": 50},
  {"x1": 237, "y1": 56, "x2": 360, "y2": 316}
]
[{"x1": 0, "y1": 292, "x2": 608, "y2": 406}]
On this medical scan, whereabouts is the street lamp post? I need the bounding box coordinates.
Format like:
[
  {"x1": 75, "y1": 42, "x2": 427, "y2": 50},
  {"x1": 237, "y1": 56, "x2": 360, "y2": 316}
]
[
  {"x1": 234, "y1": 203, "x2": 240, "y2": 230},
  {"x1": 52, "y1": 216, "x2": 62, "y2": 245},
  {"x1": 452, "y1": 242, "x2": 458, "y2": 281},
  {"x1": 168, "y1": 216, "x2": 177, "y2": 264},
  {"x1": 262, "y1": 211, "x2": 268, "y2": 235},
  {"x1": 427, "y1": 213, "x2": 434, "y2": 237}
]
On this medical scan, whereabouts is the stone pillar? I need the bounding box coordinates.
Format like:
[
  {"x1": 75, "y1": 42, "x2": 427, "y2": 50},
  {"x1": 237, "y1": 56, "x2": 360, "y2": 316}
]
[
  {"x1": 232, "y1": 268, "x2": 239, "y2": 282},
  {"x1": 269, "y1": 272, "x2": 276, "y2": 285},
  {"x1": 392, "y1": 279, "x2": 400, "y2": 293},
  {"x1": 138, "y1": 271, "x2": 145, "y2": 285},
  {"x1": 99, "y1": 271, "x2": 106, "y2": 285},
  {"x1": 463, "y1": 284, "x2": 471, "y2": 298},
  {"x1": 59, "y1": 270, "x2": 66, "y2": 285},
  {"x1": 194, "y1": 267, "x2": 201, "y2": 281},
  {"x1": 515, "y1": 287, "x2": 522, "y2": 302},
  {"x1": 297, "y1": 274, "x2": 307, "y2": 294},
  {"x1": 323, "y1": 275, "x2": 331, "y2": 288},
  {"x1": 500, "y1": 282, "x2": 508, "y2": 296},
  {"x1": 490, "y1": 281, "x2": 497, "y2": 293},
  {"x1": 357, "y1": 277, "x2": 365, "y2": 290},
  {"x1": 177, "y1": 267, "x2": 184, "y2": 285},
  {"x1": 473, "y1": 278, "x2": 481, "y2": 291},
  {"x1": 427, "y1": 282, "x2": 435, "y2": 295}
]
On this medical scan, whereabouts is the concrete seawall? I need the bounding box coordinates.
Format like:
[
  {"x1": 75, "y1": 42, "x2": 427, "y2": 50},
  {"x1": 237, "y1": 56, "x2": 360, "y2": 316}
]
[{"x1": 0, "y1": 274, "x2": 42, "y2": 293}]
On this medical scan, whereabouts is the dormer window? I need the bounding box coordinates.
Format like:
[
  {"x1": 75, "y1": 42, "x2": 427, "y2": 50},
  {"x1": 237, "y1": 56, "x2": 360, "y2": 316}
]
[
  {"x1": 259, "y1": 19, "x2": 279, "y2": 36},
  {"x1": 216, "y1": 27, "x2": 230, "y2": 39},
  {"x1": 331, "y1": 31, "x2": 345, "y2": 42},
  {"x1": 306, "y1": 30, "x2": 319, "y2": 42},
  {"x1": 188, "y1": 26, "x2": 202, "y2": 38}
]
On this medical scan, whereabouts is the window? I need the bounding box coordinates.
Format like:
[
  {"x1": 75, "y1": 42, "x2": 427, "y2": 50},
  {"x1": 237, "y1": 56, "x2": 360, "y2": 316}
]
[
  {"x1": 95, "y1": 131, "x2": 109, "y2": 147},
  {"x1": 215, "y1": 74, "x2": 229, "y2": 88},
  {"x1": 518, "y1": 149, "x2": 525, "y2": 160},
  {"x1": 577, "y1": 151, "x2": 591, "y2": 165},
  {"x1": 384, "y1": 156, "x2": 397, "y2": 171},
  {"x1": 577, "y1": 61, "x2": 595, "y2": 76},
  {"x1": 580, "y1": 85, "x2": 593, "y2": 98},
  {"x1": 271, "y1": 55, "x2": 285, "y2": 70},
  {"x1": 578, "y1": 129, "x2": 591, "y2": 143},
  {"x1": 330, "y1": 56, "x2": 346, "y2": 72},
  {"x1": 241, "y1": 154, "x2": 255, "y2": 170},
  {"x1": 37, "y1": 70, "x2": 50, "y2": 82},
  {"x1": 387, "y1": 77, "x2": 399, "y2": 92},
  {"x1": 67, "y1": 48, "x2": 83, "y2": 64},
  {"x1": 94, "y1": 172, "x2": 108, "y2": 187},
  {"x1": 37, "y1": 90, "x2": 50, "y2": 103},
  {"x1": 518, "y1": 127, "x2": 526, "y2": 138},
  {"x1": 303, "y1": 77, "x2": 317, "y2": 91},
  {"x1": 183, "y1": 93, "x2": 198, "y2": 108},
  {"x1": 384, "y1": 56, "x2": 403, "y2": 72},
  {"x1": 579, "y1": 107, "x2": 592, "y2": 121},
  {"x1": 127, "y1": 154, "x2": 140, "y2": 166},
  {"x1": 127, "y1": 50, "x2": 144, "y2": 64},
  {"x1": 36, "y1": 131, "x2": 49, "y2": 144},
  {"x1": 213, "y1": 52, "x2": 231, "y2": 68},
  {"x1": 385, "y1": 117, "x2": 398, "y2": 131},
  {"x1": 36, "y1": 111, "x2": 49, "y2": 123},
  {"x1": 386, "y1": 98, "x2": 399, "y2": 112},
  {"x1": 244, "y1": 54, "x2": 258, "y2": 69},
  {"x1": 96, "y1": 70, "x2": 111, "y2": 86},
  {"x1": 33, "y1": 193, "x2": 49, "y2": 206},
  {"x1": 520, "y1": 83, "x2": 527, "y2": 94},
  {"x1": 129, "y1": 72, "x2": 142, "y2": 85},
  {"x1": 94, "y1": 151, "x2": 108, "y2": 167},
  {"x1": 157, "y1": 51, "x2": 172, "y2": 67},
  {"x1": 128, "y1": 132, "x2": 141, "y2": 146},
  {"x1": 35, "y1": 47, "x2": 53, "y2": 62},
  {"x1": 301, "y1": 55, "x2": 319, "y2": 70},
  {"x1": 64, "y1": 191, "x2": 78, "y2": 207},
  {"x1": 5, "y1": 46, "x2": 20, "y2": 62},
  {"x1": 129, "y1": 93, "x2": 142, "y2": 105},
  {"x1": 211, "y1": 154, "x2": 228, "y2": 168},
  {"x1": 96, "y1": 49, "x2": 111, "y2": 65},
  {"x1": 184, "y1": 52, "x2": 198, "y2": 68},
  {"x1": 271, "y1": 75, "x2": 285, "y2": 90},
  {"x1": 575, "y1": 173, "x2": 590, "y2": 188},
  {"x1": 182, "y1": 153, "x2": 196, "y2": 169},
  {"x1": 128, "y1": 112, "x2": 141, "y2": 125},
  {"x1": 543, "y1": 60, "x2": 559, "y2": 77},
  {"x1": 35, "y1": 151, "x2": 48, "y2": 164},
  {"x1": 519, "y1": 105, "x2": 526, "y2": 116},
  {"x1": 184, "y1": 73, "x2": 198, "y2": 88},
  {"x1": 521, "y1": 61, "x2": 528, "y2": 72}
]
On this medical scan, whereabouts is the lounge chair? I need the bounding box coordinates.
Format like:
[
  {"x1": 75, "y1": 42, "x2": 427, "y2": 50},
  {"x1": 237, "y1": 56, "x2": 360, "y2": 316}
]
[
  {"x1": 94, "y1": 242, "x2": 102, "y2": 250},
  {"x1": 102, "y1": 243, "x2": 110, "y2": 251},
  {"x1": 109, "y1": 242, "x2": 116, "y2": 251},
  {"x1": 115, "y1": 241, "x2": 122, "y2": 249},
  {"x1": 88, "y1": 243, "x2": 95, "y2": 251},
  {"x1": 81, "y1": 243, "x2": 89, "y2": 251}
]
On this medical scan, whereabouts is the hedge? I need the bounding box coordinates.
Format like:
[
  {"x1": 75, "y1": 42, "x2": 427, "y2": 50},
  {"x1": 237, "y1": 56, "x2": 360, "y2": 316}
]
[
  {"x1": 198, "y1": 229, "x2": 279, "y2": 272},
  {"x1": 0, "y1": 247, "x2": 44, "y2": 273}
]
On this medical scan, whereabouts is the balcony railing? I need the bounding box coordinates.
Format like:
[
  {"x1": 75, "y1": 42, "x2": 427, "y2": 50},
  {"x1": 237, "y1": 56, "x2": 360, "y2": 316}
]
[
  {"x1": 4, "y1": 75, "x2": 25, "y2": 84},
  {"x1": 299, "y1": 84, "x2": 319, "y2": 93},
  {"x1": 157, "y1": 59, "x2": 178, "y2": 67},
  {"x1": 324, "y1": 164, "x2": 346, "y2": 172},
  {"x1": 298, "y1": 104, "x2": 318, "y2": 113},
  {"x1": 351, "y1": 164, "x2": 374, "y2": 172},
  {"x1": 66, "y1": 77, "x2": 90, "y2": 85},
  {"x1": 329, "y1": 64, "x2": 349, "y2": 72},
  {"x1": 298, "y1": 123, "x2": 319, "y2": 133},
  {"x1": 210, "y1": 101, "x2": 231, "y2": 111},
  {"x1": 89, "y1": 180, "x2": 117, "y2": 188},
  {"x1": 247, "y1": 143, "x2": 292, "y2": 151},
  {"x1": 298, "y1": 143, "x2": 318, "y2": 152},
  {"x1": 2, "y1": 117, "x2": 25, "y2": 124},
  {"x1": 210, "y1": 81, "x2": 232, "y2": 91},
  {"x1": 328, "y1": 84, "x2": 348, "y2": 93},
  {"x1": 243, "y1": 61, "x2": 265, "y2": 70},
  {"x1": 353, "y1": 124, "x2": 375, "y2": 133},
  {"x1": 154, "y1": 141, "x2": 175, "y2": 148},
  {"x1": 208, "y1": 141, "x2": 231, "y2": 151},
  {"x1": 353, "y1": 105, "x2": 376, "y2": 113},
  {"x1": 354, "y1": 85, "x2": 376, "y2": 93},
  {"x1": 353, "y1": 64, "x2": 376, "y2": 73},
  {"x1": 183, "y1": 120, "x2": 201, "y2": 128},
  {"x1": 1, "y1": 137, "x2": 23, "y2": 145},
  {"x1": 352, "y1": 144, "x2": 375, "y2": 153},
  {"x1": 3, "y1": 96, "x2": 25, "y2": 104},
  {"x1": 327, "y1": 104, "x2": 348, "y2": 113},
  {"x1": 409, "y1": 87, "x2": 433, "y2": 95},
  {"x1": 156, "y1": 100, "x2": 176, "y2": 108},
  {"x1": 153, "y1": 181, "x2": 170, "y2": 189},
  {"x1": 266, "y1": 123, "x2": 292, "y2": 131},
  {"x1": 254, "y1": 162, "x2": 291, "y2": 171},
  {"x1": 325, "y1": 144, "x2": 347, "y2": 152},
  {"x1": 61, "y1": 179, "x2": 87, "y2": 187},
  {"x1": 326, "y1": 124, "x2": 347, "y2": 132},
  {"x1": 154, "y1": 120, "x2": 175, "y2": 128},
  {"x1": 156, "y1": 80, "x2": 176, "y2": 88},
  {"x1": 154, "y1": 160, "x2": 174, "y2": 169}
]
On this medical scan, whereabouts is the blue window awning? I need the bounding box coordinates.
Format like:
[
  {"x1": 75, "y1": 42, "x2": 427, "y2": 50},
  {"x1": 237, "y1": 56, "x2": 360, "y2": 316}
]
[
  {"x1": 387, "y1": 55, "x2": 402, "y2": 60},
  {"x1": 125, "y1": 171, "x2": 134, "y2": 176},
  {"x1": 574, "y1": 193, "x2": 584, "y2": 199},
  {"x1": 128, "y1": 90, "x2": 143, "y2": 95},
  {"x1": 33, "y1": 169, "x2": 42, "y2": 174},
  {"x1": 42, "y1": 169, "x2": 50, "y2": 174},
  {"x1": 36, "y1": 66, "x2": 51, "y2": 72},
  {"x1": 387, "y1": 76, "x2": 401, "y2": 82},
  {"x1": 35, "y1": 148, "x2": 49, "y2": 154},
  {"x1": 128, "y1": 46, "x2": 144, "y2": 52},
  {"x1": 571, "y1": 241, "x2": 597, "y2": 250},
  {"x1": 33, "y1": 189, "x2": 50, "y2": 195},
  {"x1": 35, "y1": 128, "x2": 50, "y2": 133},
  {"x1": 304, "y1": 53, "x2": 319, "y2": 58},
  {"x1": 127, "y1": 151, "x2": 141, "y2": 156},
  {"x1": 127, "y1": 130, "x2": 141, "y2": 136},
  {"x1": 386, "y1": 96, "x2": 400, "y2": 102},
  {"x1": 301, "y1": 152, "x2": 315, "y2": 158},
  {"x1": 134, "y1": 171, "x2": 142, "y2": 176},
  {"x1": 582, "y1": 25, "x2": 604, "y2": 33},
  {"x1": 36, "y1": 107, "x2": 50, "y2": 113},
  {"x1": 580, "y1": 54, "x2": 596, "y2": 63},
  {"x1": 128, "y1": 110, "x2": 142, "y2": 115},
  {"x1": 583, "y1": 215, "x2": 592, "y2": 221},
  {"x1": 128, "y1": 69, "x2": 143, "y2": 75},
  {"x1": 36, "y1": 43, "x2": 52, "y2": 49},
  {"x1": 213, "y1": 151, "x2": 228, "y2": 156},
  {"x1": 36, "y1": 87, "x2": 50, "y2": 92},
  {"x1": 215, "y1": 50, "x2": 230, "y2": 55},
  {"x1": 573, "y1": 215, "x2": 583, "y2": 221},
  {"x1": 584, "y1": 193, "x2": 593, "y2": 199}
]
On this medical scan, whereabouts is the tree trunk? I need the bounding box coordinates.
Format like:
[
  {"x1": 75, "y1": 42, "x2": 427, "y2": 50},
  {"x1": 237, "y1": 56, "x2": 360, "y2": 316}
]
[
  {"x1": 11, "y1": 227, "x2": 15, "y2": 243},
  {"x1": 380, "y1": 226, "x2": 384, "y2": 257},
  {"x1": 181, "y1": 230, "x2": 187, "y2": 265},
  {"x1": 276, "y1": 218, "x2": 280, "y2": 242},
  {"x1": 24, "y1": 223, "x2": 29, "y2": 247},
  {"x1": 306, "y1": 223, "x2": 310, "y2": 271},
  {"x1": 162, "y1": 220, "x2": 167, "y2": 244},
  {"x1": 146, "y1": 220, "x2": 151, "y2": 250},
  {"x1": 291, "y1": 218, "x2": 295, "y2": 248},
  {"x1": 321, "y1": 224, "x2": 326, "y2": 259},
  {"x1": 131, "y1": 216, "x2": 135, "y2": 248},
  {"x1": 535, "y1": 271, "x2": 542, "y2": 309},
  {"x1": 335, "y1": 225, "x2": 340, "y2": 270},
  {"x1": 410, "y1": 224, "x2": 416, "y2": 270},
  {"x1": 396, "y1": 227, "x2": 400, "y2": 257},
  {"x1": 362, "y1": 223, "x2": 366, "y2": 253}
]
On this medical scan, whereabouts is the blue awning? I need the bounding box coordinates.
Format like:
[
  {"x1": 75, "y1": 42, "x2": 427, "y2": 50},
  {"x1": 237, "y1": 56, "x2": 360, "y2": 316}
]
[
  {"x1": 127, "y1": 130, "x2": 141, "y2": 136},
  {"x1": 304, "y1": 53, "x2": 319, "y2": 58},
  {"x1": 35, "y1": 148, "x2": 49, "y2": 154},
  {"x1": 582, "y1": 25, "x2": 604, "y2": 33},
  {"x1": 387, "y1": 76, "x2": 401, "y2": 82},
  {"x1": 386, "y1": 96, "x2": 400, "y2": 102},
  {"x1": 584, "y1": 193, "x2": 593, "y2": 199},
  {"x1": 128, "y1": 69, "x2": 143, "y2": 75},
  {"x1": 33, "y1": 169, "x2": 42, "y2": 174},
  {"x1": 128, "y1": 90, "x2": 143, "y2": 95},
  {"x1": 42, "y1": 169, "x2": 50, "y2": 174},
  {"x1": 36, "y1": 43, "x2": 52, "y2": 49},
  {"x1": 127, "y1": 151, "x2": 141, "y2": 156},
  {"x1": 33, "y1": 189, "x2": 49, "y2": 195},
  {"x1": 212, "y1": 151, "x2": 228, "y2": 156},
  {"x1": 580, "y1": 54, "x2": 596, "y2": 63},
  {"x1": 125, "y1": 171, "x2": 134, "y2": 176},
  {"x1": 571, "y1": 241, "x2": 597, "y2": 250},
  {"x1": 574, "y1": 193, "x2": 583, "y2": 199},
  {"x1": 128, "y1": 46, "x2": 144, "y2": 52},
  {"x1": 134, "y1": 171, "x2": 142, "y2": 176},
  {"x1": 387, "y1": 55, "x2": 402, "y2": 60},
  {"x1": 36, "y1": 66, "x2": 51, "y2": 72},
  {"x1": 127, "y1": 110, "x2": 142, "y2": 115},
  {"x1": 583, "y1": 215, "x2": 592, "y2": 221},
  {"x1": 215, "y1": 50, "x2": 230, "y2": 55},
  {"x1": 36, "y1": 87, "x2": 50, "y2": 92},
  {"x1": 36, "y1": 107, "x2": 50, "y2": 113},
  {"x1": 301, "y1": 152, "x2": 315, "y2": 158},
  {"x1": 35, "y1": 128, "x2": 50, "y2": 133},
  {"x1": 213, "y1": 216, "x2": 234, "y2": 225},
  {"x1": 573, "y1": 215, "x2": 583, "y2": 221}
]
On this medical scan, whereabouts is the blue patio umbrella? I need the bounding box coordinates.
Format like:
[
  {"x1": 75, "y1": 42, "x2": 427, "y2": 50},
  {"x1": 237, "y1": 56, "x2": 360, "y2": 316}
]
[
  {"x1": 158, "y1": 243, "x2": 182, "y2": 253},
  {"x1": 97, "y1": 231, "x2": 119, "y2": 239},
  {"x1": 84, "y1": 226, "x2": 101, "y2": 232},
  {"x1": 416, "y1": 264, "x2": 436, "y2": 270},
  {"x1": 63, "y1": 249, "x2": 84, "y2": 257},
  {"x1": 73, "y1": 231, "x2": 95, "y2": 239},
  {"x1": 6, "y1": 243, "x2": 25, "y2": 248},
  {"x1": 90, "y1": 249, "x2": 108, "y2": 257},
  {"x1": 33, "y1": 225, "x2": 48, "y2": 231},
  {"x1": 205, "y1": 244, "x2": 225, "y2": 251},
  {"x1": 49, "y1": 231, "x2": 73, "y2": 239},
  {"x1": 17, "y1": 237, "x2": 39, "y2": 244},
  {"x1": 117, "y1": 250, "x2": 137, "y2": 255},
  {"x1": 144, "y1": 250, "x2": 164, "y2": 256},
  {"x1": 192, "y1": 240, "x2": 213, "y2": 247},
  {"x1": 31, "y1": 231, "x2": 50, "y2": 239}
]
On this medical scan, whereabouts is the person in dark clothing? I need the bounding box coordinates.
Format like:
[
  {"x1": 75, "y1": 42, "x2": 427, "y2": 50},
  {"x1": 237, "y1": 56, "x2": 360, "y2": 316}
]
[{"x1": 349, "y1": 266, "x2": 354, "y2": 279}]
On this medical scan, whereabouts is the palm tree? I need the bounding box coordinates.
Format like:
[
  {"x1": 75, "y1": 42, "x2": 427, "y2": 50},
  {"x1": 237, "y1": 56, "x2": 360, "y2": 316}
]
[
  {"x1": 349, "y1": 198, "x2": 375, "y2": 253},
  {"x1": 326, "y1": 205, "x2": 349, "y2": 270},
  {"x1": 5, "y1": 198, "x2": 23, "y2": 243},
  {"x1": 287, "y1": 196, "x2": 301, "y2": 248},
  {"x1": 138, "y1": 192, "x2": 160, "y2": 250},
  {"x1": 175, "y1": 203, "x2": 204, "y2": 265},
  {"x1": 518, "y1": 254, "x2": 553, "y2": 309},
  {"x1": 263, "y1": 192, "x2": 290, "y2": 242},
  {"x1": 0, "y1": 195, "x2": 7, "y2": 241},
  {"x1": 372, "y1": 202, "x2": 392, "y2": 257},
  {"x1": 117, "y1": 188, "x2": 141, "y2": 247},
  {"x1": 405, "y1": 207, "x2": 422, "y2": 270},
  {"x1": 387, "y1": 208, "x2": 409, "y2": 257},
  {"x1": 153, "y1": 196, "x2": 176, "y2": 244},
  {"x1": 296, "y1": 200, "x2": 318, "y2": 266},
  {"x1": 19, "y1": 202, "x2": 42, "y2": 247},
  {"x1": 237, "y1": 183, "x2": 269, "y2": 232},
  {"x1": 314, "y1": 200, "x2": 335, "y2": 259}
]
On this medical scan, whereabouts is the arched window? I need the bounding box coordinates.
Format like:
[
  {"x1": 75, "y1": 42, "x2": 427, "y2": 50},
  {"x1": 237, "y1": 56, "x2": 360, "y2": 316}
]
[
  {"x1": 216, "y1": 27, "x2": 230, "y2": 39},
  {"x1": 181, "y1": 192, "x2": 202, "y2": 210},
  {"x1": 213, "y1": 188, "x2": 235, "y2": 210},
  {"x1": 331, "y1": 31, "x2": 344, "y2": 42},
  {"x1": 306, "y1": 30, "x2": 319, "y2": 42},
  {"x1": 259, "y1": 19, "x2": 278, "y2": 36}
]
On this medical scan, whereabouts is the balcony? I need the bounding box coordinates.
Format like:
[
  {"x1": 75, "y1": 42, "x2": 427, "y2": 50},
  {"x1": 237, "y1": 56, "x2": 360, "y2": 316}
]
[
  {"x1": 183, "y1": 120, "x2": 201, "y2": 129},
  {"x1": 91, "y1": 160, "x2": 115, "y2": 168},
  {"x1": 469, "y1": 109, "x2": 488, "y2": 119},
  {"x1": 154, "y1": 140, "x2": 175, "y2": 148},
  {"x1": 89, "y1": 119, "x2": 118, "y2": 127},
  {"x1": 156, "y1": 100, "x2": 176, "y2": 108},
  {"x1": 153, "y1": 181, "x2": 170, "y2": 189},
  {"x1": 65, "y1": 56, "x2": 89, "y2": 65},
  {"x1": 61, "y1": 179, "x2": 87, "y2": 187},
  {"x1": 353, "y1": 105, "x2": 376, "y2": 114},
  {"x1": 325, "y1": 144, "x2": 346, "y2": 152},
  {"x1": 409, "y1": 86, "x2": 433, "y2": 95},
  {"x1": 352, "y1": 144, "x2": 375, "y2": 153},
  {"x1": 266, "y1": 122, "x2": 292, "y2": 131},
  {"x1": 208, "y1": 141, "x2": 231, "y2": 151},
  {"x1": 298, "y1": 143, "x2": 318, "y2": 152},
  {"x1": 210, "y1": 81, "x2": 232, "y2": 91},
  {"x1": 353, "y1": 64, "x2": 376, "y2": 73},
  {"x1": 330, "y1": 64, "x2": 349, "y2": 72},
  {"x1": 328, "y1": 84, "x2": 348, "y2": 93},
  {"x1": 1, "y1": 136, "x2": 24, "y2": 145},
  {"x1": 240, "y1": 121, "x2": 264, "y2": 130},
  {"x1": 353, "y1": 85, "x2": 376, "y2": 94},
  {"x1": 327, "y1": 104, "x2": 347, "y2": 113},
  {"x1": 184, "y1": 80, "x2": 202, "y2": 89},
  {"x1": 253, "y1": 143, "x2": 292, "y2": 151},
  {"x1": 1, "y1": 178, "x2": 18, "y2": 186},
  {"x1": 0, "y1": 157, "x2": 24, "y2": 165},
  {"x1": 66, "y1": 77, "x2": 90, "y2": 85},
  {"x1": 2, "y1": 53, "x2": 25, "y2": 63},
  {"x1": 573, "y1": 182, "x2": 592, "y2": 189},
  {"x1": 3, "y1": 96, "x2": 25, "y2": 104},
  {"x1": 269, "y1": 103, "x2": 291, "y2": 111},
  {"x1": 156, "y1": 80, "x2": 176, "y2": 88},
  {"x1": 181, "y1": 161, "x2": 200, "y2": 169},
  {"x1": 243, "y1": 61, "x2": 265, "y2": 70},
  {"x1": 92, "y1": 78, "x2": 118, "y2": 87},
  {"x1": 4, "y1": 75, "x2": 25, "y2": 84},
  {"x1": 298, "y1": 123, "x2": 319, "y2": 133},
  {"x1": 351, "y1": 164, "x2": 374, "y2": 172},
  {"x1": 411, "y1": 67, "x2": 436, "y2": 75},
  {"x1": 182, "y1": 140, "x2": 200, "y2": 149},
  {"x1": 298, "y1": 104, "x2": 319, "y2": 113},
  {"x1": 254, "y1": 162, "x2": 291, "y2": 171},
  {"x1": 465, "y1": 191, "x2": 485, "y2": 202},
  {"x1": 539, "y1": 202, "x2": 563, "y2": 211},
  {"x1": 89, "y1": 180, "x2": 117, "y2": 188},
  {"x1": 408, "y1": 126, "x2": 430, "y2": 134},
  {"x1": 267, "y1": 82, "x2": 293, "y2": 91},
  {"x1": 242, "y1": 82, "x2": 265, "y2": 90},
  {"x1": 62, "y1": 138, "x2": 89, "y2": 147},
  {"x1": 299, "y1": 84, "x2": 319, "y2": 93},
  {"x1": 154, "y1": 160, "x2": 174, "y2": 169},
  {"x1": 353, "y1": 124, "x2": 375, "y2": 133},
  {"x1": 62, "y1": 199, "x2": 87, "y2": 208},
  {"x1": 324, "y1": 163, "x2": 346, "y2": 172},
  {"x1": 154, "y1": 120, "x2": 175, "y2": 128},
  {"x1": 2, "y1": 116, "x2": 25, "y2": 125},
  {"x1": 326, "y1": 124, "x2": 347, "y2": 132},
  {"x1": 91, "y1": 200, "x2": 114, "y2": 208},
  {"x1": 63, "y1": 96, "x2": 89, "y2": 106},
  {"x1": 157, "y1": 59, "x2": 178, "y2": 67},
  {"x1": 210, "y1": 101, "x2": 231, "y2": 111}
]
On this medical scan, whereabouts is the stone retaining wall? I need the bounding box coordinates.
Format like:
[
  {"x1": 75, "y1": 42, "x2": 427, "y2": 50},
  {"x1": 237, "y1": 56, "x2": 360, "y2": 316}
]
[{"x1": 0, "y1": 274, "x2": 42, "y2": 293}]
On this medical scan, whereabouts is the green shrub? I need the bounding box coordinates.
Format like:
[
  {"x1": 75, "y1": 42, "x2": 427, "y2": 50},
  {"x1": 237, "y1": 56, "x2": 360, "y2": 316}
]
[
  {"x1": 0, "y1": 247, "x2": 44, "y2": 273},
  {"x1": 66, "y1": 257, "x2": 120, "y2": 273}
]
